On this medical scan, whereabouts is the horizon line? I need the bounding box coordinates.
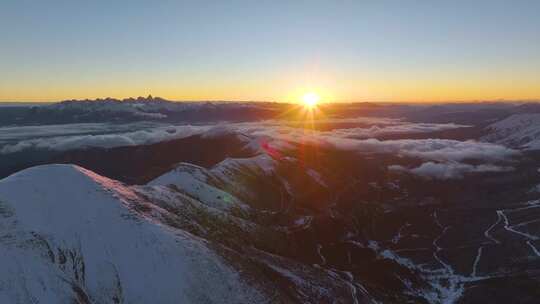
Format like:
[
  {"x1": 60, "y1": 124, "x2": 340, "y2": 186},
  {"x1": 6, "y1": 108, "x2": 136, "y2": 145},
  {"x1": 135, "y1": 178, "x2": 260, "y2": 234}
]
[{"x1": 2, "y1": 97, "x2": 540, "y2": 105}]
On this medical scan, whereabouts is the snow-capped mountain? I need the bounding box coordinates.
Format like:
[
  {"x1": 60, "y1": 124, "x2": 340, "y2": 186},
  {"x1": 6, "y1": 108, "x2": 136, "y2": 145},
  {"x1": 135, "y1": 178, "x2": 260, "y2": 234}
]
[
  {"x1": 483, "y1": 113, "x2": 540, "y2": 149},
  {"x1": 0, "y1": 163, "x2": 370, "y2": 303},
  {"x1": 0, "y1": 164, "x2": 267, "y2": 303}
]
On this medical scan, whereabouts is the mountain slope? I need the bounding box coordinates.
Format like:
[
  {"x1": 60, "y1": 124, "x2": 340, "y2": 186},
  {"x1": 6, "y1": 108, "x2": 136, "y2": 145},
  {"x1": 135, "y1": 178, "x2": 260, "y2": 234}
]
[
  {"x1": 483, "y1": 113, "x2": 540, "y2": 149},
  {"x1": 0, "y1": 163, "x2": 370, "y2": 303},
  {"x1": 0, "y1": 164, "x2": 266, "y2": 304}
]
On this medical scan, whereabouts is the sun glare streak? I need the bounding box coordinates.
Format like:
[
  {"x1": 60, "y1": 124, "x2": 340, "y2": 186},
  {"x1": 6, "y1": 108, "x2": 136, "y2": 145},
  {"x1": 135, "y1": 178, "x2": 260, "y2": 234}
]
[
  {"x1": 298, "y1": 92, "x2": 325, "y2": 131},
  {"x1": 274, "y1": 90, "x2": 327, "y2": 132},
  {"x1": 302, "y1": 92, "x2": 320, "y2": 108}
]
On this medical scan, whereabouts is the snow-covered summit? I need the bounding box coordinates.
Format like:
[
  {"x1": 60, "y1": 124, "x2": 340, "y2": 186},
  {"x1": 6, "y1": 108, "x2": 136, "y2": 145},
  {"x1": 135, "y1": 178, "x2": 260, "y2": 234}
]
[
  {"x1": 0, "y1": 162, "x2": 364, "y2": 303},
  {"x1": 0, "y1": 164, "x2": 265, "y2": 303}
]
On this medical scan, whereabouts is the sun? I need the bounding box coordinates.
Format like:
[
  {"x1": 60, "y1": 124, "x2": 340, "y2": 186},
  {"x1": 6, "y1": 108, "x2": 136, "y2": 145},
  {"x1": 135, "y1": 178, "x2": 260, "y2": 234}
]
[{"x1": 302, "y1": 92, "x2": 320, "y2": 108}]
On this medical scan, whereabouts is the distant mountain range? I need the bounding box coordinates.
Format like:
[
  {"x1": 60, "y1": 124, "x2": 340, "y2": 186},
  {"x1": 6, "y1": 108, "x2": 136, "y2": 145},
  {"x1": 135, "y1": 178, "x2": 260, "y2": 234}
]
[
  {"x1": 0, "y1": 96, "x2": 281, "y2": 126},
  {"x1": 3, "y1": 96, "x2": 540, "y2": 127}
]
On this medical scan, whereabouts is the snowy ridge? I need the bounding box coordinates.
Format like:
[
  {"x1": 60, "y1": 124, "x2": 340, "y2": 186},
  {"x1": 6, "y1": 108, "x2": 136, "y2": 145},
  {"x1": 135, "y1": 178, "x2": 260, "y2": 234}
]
[
  {"x1": 148, "y1": 162, "x2": 247, "y2": 211},
  {"x1": 149, "y1": 153, "x2": 286, "y2": 213},
  {"x1": 483, "y1": 113, "x2": 540, "y2": 149},
  {"x1": 0, "y1": 164, "x2": 265, "y2": 303},
  {"x1": 212, "y1": 154, "x2": 277, "y2": 178},
  {"x1": 0, "y1": 163, "x2": 361, "y2": 303},
  {"x1": 148, "y1": 153, "x2": 279, "y2": 210}
]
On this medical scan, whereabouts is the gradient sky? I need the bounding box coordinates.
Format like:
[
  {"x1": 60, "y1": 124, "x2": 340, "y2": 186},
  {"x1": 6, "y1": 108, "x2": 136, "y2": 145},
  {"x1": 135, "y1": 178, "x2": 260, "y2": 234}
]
[{"x1": 1, "y1": 0, "x2": 539, "y2": 102}]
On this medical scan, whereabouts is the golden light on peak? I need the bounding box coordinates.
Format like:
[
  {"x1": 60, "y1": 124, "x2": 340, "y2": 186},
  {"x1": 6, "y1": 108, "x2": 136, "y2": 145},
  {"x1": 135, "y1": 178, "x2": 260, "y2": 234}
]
[{"x1": 302, "y1": 92, "x2": 320, "y2": 108}]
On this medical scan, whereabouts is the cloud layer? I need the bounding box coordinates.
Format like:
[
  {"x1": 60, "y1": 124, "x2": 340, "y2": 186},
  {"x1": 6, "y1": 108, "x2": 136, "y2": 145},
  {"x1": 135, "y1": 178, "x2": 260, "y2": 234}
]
[
  {"x1": 225, "y1": 122, "x2": 517, "y2": 163},
  {"x1": 389, "y1": 162, "x2": 514, "y2": 180},
  {"x1": 327, "y1": 122, "x2": 468, "y2": 139},
  {"x1": 0, "y1": 125, "x2": 211, "y2": 154},
  {"x1": 0, "y1": 116, "x2": 517, "y2": 178}
]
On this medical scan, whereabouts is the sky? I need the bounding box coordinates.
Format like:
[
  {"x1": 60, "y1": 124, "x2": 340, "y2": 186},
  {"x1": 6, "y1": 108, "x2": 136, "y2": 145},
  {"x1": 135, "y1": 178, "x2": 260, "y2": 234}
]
[{"x1": 1, "y1": 0, "x2": 539, "y2": 103}]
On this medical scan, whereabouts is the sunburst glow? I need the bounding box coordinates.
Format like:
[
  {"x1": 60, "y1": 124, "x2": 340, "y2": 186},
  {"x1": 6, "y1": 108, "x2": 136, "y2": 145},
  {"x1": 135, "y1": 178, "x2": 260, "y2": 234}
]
[{"x1": 302, "y1": 92, "x2": 320, "y2": 108}]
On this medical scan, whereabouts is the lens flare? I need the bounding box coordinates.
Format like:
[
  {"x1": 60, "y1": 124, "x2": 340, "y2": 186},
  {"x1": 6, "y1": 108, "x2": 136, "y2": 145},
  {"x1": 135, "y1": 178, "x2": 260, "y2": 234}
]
[{"x1": 302, "y1": 92, "x2": 320, "y2": 108}]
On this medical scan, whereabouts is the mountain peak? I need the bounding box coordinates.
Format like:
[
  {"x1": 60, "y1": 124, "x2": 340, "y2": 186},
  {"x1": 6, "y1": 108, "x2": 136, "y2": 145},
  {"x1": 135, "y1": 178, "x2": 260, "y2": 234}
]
[
  {"x1": 59, "y1": 95, "x2": 169, "y2": 104},
  {"x1": 0, "y1": 163, "x2": 267, "y2": 303}
]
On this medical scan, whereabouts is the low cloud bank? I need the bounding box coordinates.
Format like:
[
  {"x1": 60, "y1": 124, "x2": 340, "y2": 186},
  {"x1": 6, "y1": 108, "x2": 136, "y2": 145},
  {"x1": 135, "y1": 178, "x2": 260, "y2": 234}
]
[
  {"x1": 0, "y1": 125, "x2": 210, "y2": 154},
  {"x1": 328, "y1": 122, "x2": 468, "y2": 139},
  {"x1": 389, "y1": 162, "x2": 514, "y2": 180},
  {"x1": 344, "y1": 138, "x2": 518, "y2": 162},
  {"x1": 0, "y1": 117, "x2": 516, "y2": 171},
  {"x1": 231, "y1": 124, "x2": 517, "y2": 163},
  {"x1": 227, "y1": 120, "x2": 518, "y2": 180}
]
